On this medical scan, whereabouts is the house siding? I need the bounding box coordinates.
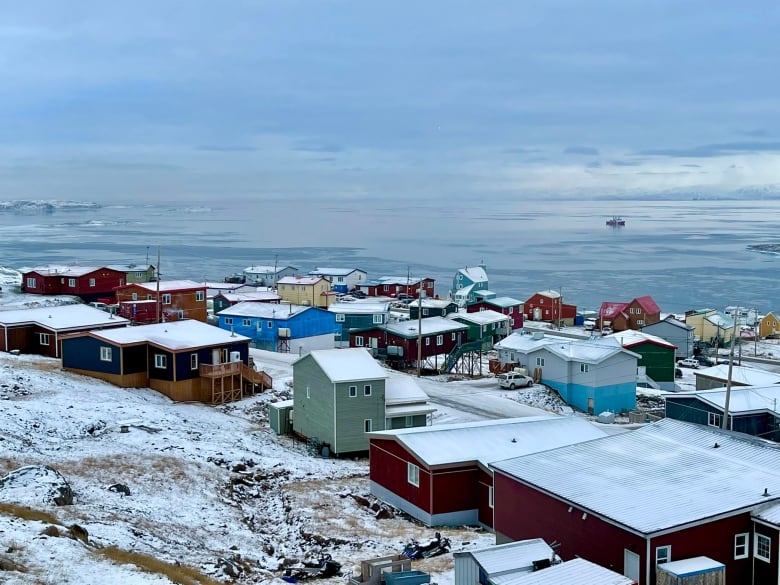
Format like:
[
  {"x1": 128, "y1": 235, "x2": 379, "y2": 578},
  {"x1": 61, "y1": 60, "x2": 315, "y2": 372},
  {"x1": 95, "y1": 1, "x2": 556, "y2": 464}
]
[
  {"x1": 292, "y1": 356, "x2": 337, "y2": 449},
  {"x1": 665, "y1": 397, "x2": 780, "y2": 442},
  {"x1": 386, "y1": 414, "x2": 427, "y2": 430},
  {"x1": 333, "y1": 379, "x2": 386, "y2": 453},
  {"x1": 641, "y1": 320, "x2": 694, "y2": 359},
  {"x1": 627, "y1": 343, "x2": 676, "y2": 383},
  {"x1": 370, "y1": 439, "x2": 432, "y2": 515}
]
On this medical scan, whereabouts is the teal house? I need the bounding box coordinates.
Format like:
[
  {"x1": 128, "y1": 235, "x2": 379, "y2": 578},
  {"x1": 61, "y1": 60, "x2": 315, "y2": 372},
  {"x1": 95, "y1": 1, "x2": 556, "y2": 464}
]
[{"x1": 451, "y1": 264, "x2": 493, "y2": 307}]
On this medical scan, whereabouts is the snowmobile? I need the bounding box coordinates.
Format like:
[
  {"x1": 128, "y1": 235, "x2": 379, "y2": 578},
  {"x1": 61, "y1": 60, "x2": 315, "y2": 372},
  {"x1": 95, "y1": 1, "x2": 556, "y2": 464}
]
[
  {"x1": 282, "y1": 553, "x2": 342, "y2": 583},
  {"x1": 401, "y1": 532, "x2": 451, "y2": 560}
]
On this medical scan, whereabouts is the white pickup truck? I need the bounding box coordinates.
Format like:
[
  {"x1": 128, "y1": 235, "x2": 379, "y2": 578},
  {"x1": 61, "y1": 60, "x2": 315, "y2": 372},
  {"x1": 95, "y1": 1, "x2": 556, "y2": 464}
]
[
  {"x1": 497, "y1": 371, "x2": 534, "y2": 389},
  {"x1": 677, "y1": 358, "x2": 700, "y2": 369}
]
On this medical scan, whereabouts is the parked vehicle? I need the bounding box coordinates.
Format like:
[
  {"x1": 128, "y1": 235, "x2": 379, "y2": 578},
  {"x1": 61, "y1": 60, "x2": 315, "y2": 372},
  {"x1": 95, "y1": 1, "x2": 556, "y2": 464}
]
[
  {"x1": 350, "y1": 290, "x2": 367, "y2": 299},
  {"x1": 583, "y1": 319, "x2": 597, "y2": 331},
  {"x1": 401, "y1": 532, "x2": 451, "y2": 560},
  {"x1": 695, "y1": 355, "x2": 715, "y2": 367},
  {"x1": 497, "y1": 371, "x2": 534, "y2": 389},
  {"x1": 282, "y1": 553, "x2": 341, "y2": 582},
  {"x1": 678, "y1": 358, "x2": 700, "y2": 369}
]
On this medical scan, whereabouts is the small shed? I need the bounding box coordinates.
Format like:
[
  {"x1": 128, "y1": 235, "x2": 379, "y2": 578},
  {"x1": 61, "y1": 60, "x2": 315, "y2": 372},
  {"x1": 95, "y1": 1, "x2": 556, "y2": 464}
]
[
  {"x1": 656, "y1": 556, "x2": 724, "y2": 585},
  {"x1": 453, "y1": 539, "x2": 554, "y2": 585},
  {"x1": 269, "y1": 400, "x2": 294, "y2": 435}
]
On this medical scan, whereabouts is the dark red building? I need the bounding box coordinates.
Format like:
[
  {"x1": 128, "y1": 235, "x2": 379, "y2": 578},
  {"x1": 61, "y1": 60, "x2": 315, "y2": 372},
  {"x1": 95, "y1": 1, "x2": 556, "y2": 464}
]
[
  {"x1": 115, "y1": 280, "x2": 208, "y2": 323},
  {"x1": 21, "y1": 265, "x2": 127, "y2": 303},
  {"x1": 368, "y1": 417, "x2": 607, "y2": 528},
  {"x1": 356, "y1": 277, "x2": 435, "y2": 299},
  {"x1": 523, "y1": 290, "x2": 576, "y2": 325},
  {"x1": 467, "y1": 296, "x2": 524, "y2": 330},
  {"x1": 349, "y1": 316, "x2": 468, "y2": 368},
  {"x1": 490, "y1": 418, "x2": 780, "y2": 585}
]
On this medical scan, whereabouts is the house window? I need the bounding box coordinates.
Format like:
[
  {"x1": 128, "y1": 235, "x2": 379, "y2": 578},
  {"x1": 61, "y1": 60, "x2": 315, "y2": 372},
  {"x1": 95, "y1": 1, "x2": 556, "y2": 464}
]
[
  {"x1": 38, "y1": 333, "x2": 50, "y2": 346},
  {"x1": 162, "y1": 293, "x2": 172, "y2": 305},
  {"x1": 355, "y1": 336, "x2": 364, "y2": 347},
  {"x1": 452, "y1": 333, "x2": 456, "y2": 341},
  {"x1": 99, "y1": 347, "x2": 112, "y2": 361},
  {"x1": 405, "y1": 416, "x2": 414, "y2": 427},
  {"x1": 89, "y1": 278, "x2": 95, "y2": 287},
  {"x1": 135, "y1": 271, "x2": 144, "y2": 278},
  {"x1": 147, "y1": 294, "x2": 154, "y2": 300},
  {"x1": 708, "y1": 412, "x2": 721, "y2": 427},
  {"x1": 656, "y1": 545, "x2": 671, "y2": 565},
  {"x1": 755, "y1": 534, "x2": 771, "y2": 563},
  {"x1": 131, "y1": 292, "x2": 138, "y2": 301},
  {"x1": 536, "y1": 357, "x2": 545, "y2": 367},
  {"x1": 349, "y1": 386, "x2": 357, "y2": 398},
  {"x1": 196, "y1": 290, "x2": 205, "y2": 301},
  {"x1": 436, "y1": 334, "x2": 443, "y2": 346},
  {"x1": 422, "y1": 308, "x2": 429, "y2": 316},
  {"x1": 364, "y1": 419, "x2": 372, "y2": 432},
  {"x1": 383, "y1": 285, "x2": 389, "y2": 292},
  {"x1": 225, "y1": 317, "x2": 233, "y2": 325},
  {"x1": 154, "y1": 354, "x2": 167, "y2": 369},
  {"x1": 68, "y1": 278, "x2": 76, "y2": 287},
  {"x1": 242, "y1": 319, "x2": 251, "y2": 327},
  {"x1": 306, "y1": 385, "x2": 310, "y2": 399},
  {"x1": 336, "y1": 313, "x2": 345, "y2": 322},
  {"x1": 488, "y1": 486, "x2": 494, "y2": 509},
  {"x1": 580, "y1": 363, "x2": 589, "y2": 373},
  {"x1": 425, "y1": 337, "x2": 430, "y2": 346},
  {"x1": 190, "y1": 353, "x2": 198, "y2": 370},
  {"x1": 735, "y1": 533, "x2": 749, "y2": 559},
  {"x1": 637, "y1": 319, "x2": 645, "y2": 325},
  {"x1": 26, "y1": 277, "x2": 36, "y2": 288},
  {"x1": 407, "y1": 463, "x2": 420, "y2": 487},
  {"x1": 364, "y1": 384, "x2": 372, "y2": 396},
  {"x1": 373, "y1": 314, "x2": 383, "y2": 324},
  {"x1": 540, "y1": 298, "x2": 544, "y2": 304},
  {"x1": 267, "y1": 321, "x2": 273, "y2": 328}
]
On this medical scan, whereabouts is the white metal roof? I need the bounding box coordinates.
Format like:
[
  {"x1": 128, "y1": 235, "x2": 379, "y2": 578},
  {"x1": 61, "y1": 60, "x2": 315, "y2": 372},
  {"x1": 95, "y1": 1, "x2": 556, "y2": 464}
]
[
  {"x1": 484, "y1": 296, "x2": 523, "y2": 308},
  {"x1": 384, "y1": 316, "x2": 468, "y2": 338},
  {"x1": 368, "y1": 415, "x2": 607, "y2": 468},
  {"x1": 492, "y1": 418, "x2": 780, "y2": 535},
  {"x1": 217, "y1": 302, "x2": 310, "y2": 319},
  {"x1": 277, "y1": 275, "x2": 327, "y2": 285},
  {"x1": 89, "y1": 319, "x2": 250, "y2": 350},
  {"x1": 543, "y1": 337, "x2": 637, "y2": 364},
  {"x1": 604, "y1": 329, "x2": 677, "y2": 349},
  {"x1": 0, "y1": 304, "x2": 129, "y2": 330},
  {"x1": 304, "y1": 348, "x2": 389, "y2": 383},
  {"x1": 407, "y1": 299, "x2": 455, "y2": 309},
  {"x1": 309, "y1": 267, "x2": 364, "y2": 277},
  {"x1": 329, "y1": 301, "x2": 391, "y2": 314},
  {"x1": 243, "y1": 265, "x2": 296, "y2": 274},
  {"x1": 385, "y1": 376, "x2": 429, "y2": 405},
  {"x1": 499, "y1": 558, "x2": 634, "y2": 585},
  {"x1": 695, "y1": 364, "x2": 780, "y2": 385},
  {"x1": 451, "y1": 309, "x2": 510, "y2": 326},
  {"x1": 107, "y1": 264, "x2": 154, "y2": 273},
  {"x1": 494, "y1": 332, "x2": 561, "y2": 352},
  {"x1": 457, "y1": 266, "x2": 488, "y2": 283},
  {"x1": 535, "y1": 290, "x2": 561, "y2": 299},
  {"x1": 753, "y1": 499, "x2": 780, "y2": 525},
  {"x1": 657, "y1": 557, "x2": 724, "y2": 577},
  {"x1": 27, "y1": 264, "x2": 101, "y2": 277},
  {"x1": 127, "y1": 280, "x2": 205, "y2": 292},
  {"x1": 670, "y1": 385, "x2": 780, "y2": 415},
  {"x1": 384, "y1": 403, "x2": 436, "y2": 417},
  {"x1": 217, "y1": 292, "x2": 281, "y2": 303},
  {"x1": 454, "y1": 539, "x2": 553, "y2": 578}
]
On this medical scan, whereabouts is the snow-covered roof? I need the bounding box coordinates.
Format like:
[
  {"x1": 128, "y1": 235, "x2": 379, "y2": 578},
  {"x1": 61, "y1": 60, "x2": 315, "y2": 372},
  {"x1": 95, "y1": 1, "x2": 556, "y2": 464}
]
[
  {"x1": 599, "y1": 301, "x2": 628, "y2": 319},
  {"x1": 753, "y1": 500, "x2": 780, "y2": 525},
  {"x1": 494, "y1": 331, "x2": 561, "y2": 352},
  {"x1": 652, "y1": 315, "x2": 693, "y2": 330},
  {"x1": 243, "y1": 265, "x2": 296, "y2": 274},
  {"x1": 535, "y1": 290, "x2": 561, "y2": 299},
  {"x1": 0, "y1": 304, "x2": 129, "y2": 330},
  {"x1": 277, "y1": 275, "x2": 327, "y2": 286},
  {"x1": 385, "y1": 375, "x2": 429, "y2": 405},
  {"x1": 88, "y1": 319, "x2": 250, "y2": 350},
  {"x1": 603, "y1": 330, "x2": 677, "y2": 350},
  {"x1": 384, "y1": 403, "x2": 436, "y2": 418},
  {"x1": 364, "y1": 276, "x2": 427, "y2": 286},
  {"x1": 407, "y1": 299, "x2": 455, "y2": 309},
  {"x1": 671, "y1": 385, "x2": 780, "y2": 415},
  {"x1": 26, "y1": 264, "x2": 102, "y2": 277},
  {"x1": 329, "y1": 301, "x2": 390, "y2": 314},
  {"x1": 453, "y1": 539, "x2": 553, "y2": 578},
  {"x1": 500, "y1": 558, "x2": 634, "y2": 585},
  {"x1": 483, "y1": 296, "x2": 523, "y2": 308},
  {"x1": 706, "y1": 312, "x2": 734, "y2": 329},
  {"x1": 107, "y1": 264, "x2": 154, "y2": 273},
  {"x1": 383, "y1": 316, "x2": 468, "y2": 338},
  {"x1": 457, "y1": 266, "x2": 488, "y2": 283},
  {"x1": 544, "y1": 337, "x2": 638, "y2": 364},
  {"x1": 451, "y1": 309, "x2": 510, "y2": 326},
  {"x1": 492, "y1": 418, "x2": 780, "y2": 535},
  {"x1": 217, "y1": 302, "x2": 311, "y2": 319},
  {"x1": 302, "y1": 348, "x2": 388, "y2": 383},
  {"x1": 656, "y1": 557, "x2": 724, "y2": 578},
  {"x1": 217, "y1": 292, "x2": 281, "y2": 303},
  {"x1": 123, "y1": 280, "x2": 205, "y2": 292},
  {"x1": 368, "y1": 416, "x2": 607, "y2": 468},
  {"x1": 308, "y1": 267, "x2": 364, "y2": 277},
  {"x1": 695, "y1": 364, "x2": 780, "y2": 386}
]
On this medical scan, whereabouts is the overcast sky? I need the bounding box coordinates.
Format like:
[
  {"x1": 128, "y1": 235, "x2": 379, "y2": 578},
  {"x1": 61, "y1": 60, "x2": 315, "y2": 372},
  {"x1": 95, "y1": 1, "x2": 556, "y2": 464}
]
[{"x1": 1, "y1": 0, "x2": 779, "y2": 201}]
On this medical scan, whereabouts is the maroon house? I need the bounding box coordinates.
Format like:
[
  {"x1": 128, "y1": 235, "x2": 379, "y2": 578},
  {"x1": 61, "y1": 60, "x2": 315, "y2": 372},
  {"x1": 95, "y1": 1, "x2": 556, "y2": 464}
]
[
  {"x1": 114, "y1": 280, "x2": 208, "y2": 323},
  {"x1": 368, "y1": 416, "x2": 607, "y2": 528},
  {"x1": 523, "y1": 290, "x2": 576, "y2": 325},
  {"x1": 349, "y1": 316, "x2": 468, "y2": 369},
  {"x1": 491, "y1": 418, "x2": 780, "y2": 585},
  {"x1": 598, "y1": 295, "x2": 661, "y2": 332},
  {"x1": 356, "y1": 276, "x2": 435, "y2": 299},
  {"x1": 0, "y1": 304, "x2": 129, "y2": 358},
  {"x1": 467, "y1": 296, "x2": 524, "y2": 330},
  {"x1": 21, "y1": 265, "x2": 127, "y2": 303}
]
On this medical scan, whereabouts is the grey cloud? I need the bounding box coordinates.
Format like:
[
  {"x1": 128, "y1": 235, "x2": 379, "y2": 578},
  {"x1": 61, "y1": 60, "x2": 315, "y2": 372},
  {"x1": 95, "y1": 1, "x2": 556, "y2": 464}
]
[
  {"x1": 739, "y1": 129, "x2": 768, "y2": 137},
  {"x1": 611, "y1": 160, "x2": 641, "y2": 167},
  {"x1": 638, "y1": 142, "x2": 780, "y2": 158},
  {"x1": 564, "y1": 146, "x2": 599, "y2": 155}
]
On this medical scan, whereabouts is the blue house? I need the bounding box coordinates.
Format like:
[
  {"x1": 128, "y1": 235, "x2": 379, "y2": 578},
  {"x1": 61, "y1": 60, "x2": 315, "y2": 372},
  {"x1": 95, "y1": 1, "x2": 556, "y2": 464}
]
[
  {"x1": 217, "y1": 301, "x2": 338, "y2": 354},
  {"x1": 328, "y1": 300, "x2": 391, "y2": 347},
  {"x1": 451, "y1": 264, "x2": 492, "y2": 307}
]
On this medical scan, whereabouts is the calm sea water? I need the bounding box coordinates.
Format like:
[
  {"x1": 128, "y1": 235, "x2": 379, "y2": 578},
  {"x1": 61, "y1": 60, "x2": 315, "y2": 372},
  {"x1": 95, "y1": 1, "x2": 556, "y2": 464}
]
[{"x1": 1, "y1": 198, "x2": 779, "y2": 315}]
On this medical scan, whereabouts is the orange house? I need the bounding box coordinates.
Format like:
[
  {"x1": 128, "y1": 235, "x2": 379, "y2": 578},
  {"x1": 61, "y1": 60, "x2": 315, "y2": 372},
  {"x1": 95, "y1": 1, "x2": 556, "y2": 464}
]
[{"x1": 759, "y1": 311, "x2": 780, "y2": 339}]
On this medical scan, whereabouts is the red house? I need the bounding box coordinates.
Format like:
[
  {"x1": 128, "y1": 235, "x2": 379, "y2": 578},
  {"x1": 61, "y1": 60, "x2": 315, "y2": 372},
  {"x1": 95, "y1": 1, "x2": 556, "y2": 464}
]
[
  {"x1": 598, "y1": 296, "x2": 661, "y2": 332},
  {"x1": 467, "y1": 296, "x2": 524, "y2": 330},
  {"x1": 523, "y1": 290, "x2": 576, "y2": 325},
  {"x1": 356, "y1": 276, "x2": 435, "y2": 299},
  {"x1": 368, "y1": 416, "x2": 607, "y2": 528},
  {"x1": 349, "y1": 316, "x2": 468, "y2": 369},
  {"x1": 491, "y1": 418, "x2": 780, "y2": 585},
  {"x1": 114, "y1": 280, "x2": 208, "y2": 323},
  {"x1": 21, "y1": 265, "x2": 127, "y2": 303},
  {"x1": 0, "y1": 304, "x2": 129, "y2": 358}
]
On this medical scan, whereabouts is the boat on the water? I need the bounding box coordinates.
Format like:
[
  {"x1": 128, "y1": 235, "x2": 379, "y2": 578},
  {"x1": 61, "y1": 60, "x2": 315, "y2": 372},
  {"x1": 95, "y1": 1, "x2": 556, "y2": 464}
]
[{"x1": 606, "y1": 216, "x2": 625, "y2": 227}]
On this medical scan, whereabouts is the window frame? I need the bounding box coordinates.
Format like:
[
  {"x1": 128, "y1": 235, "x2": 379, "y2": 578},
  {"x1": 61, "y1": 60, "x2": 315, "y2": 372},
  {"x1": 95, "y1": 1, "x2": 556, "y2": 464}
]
[
  {"x1": 656, "y1": 545, "x2": 671, "y2": 565},
  {"x1": 154, "y1": 354, "x2": 167, "y2": 369},
  {"x1": 26, "y1": 277, "x2": 36, "y2": 288},
  {"x1": 68, "y1": 278, "x2": 76, "y2": 287},
  {"x1": 224, "y1": 317, "x2": 233, "y2": 325},
  {"x1": 349, "y1": 385, "x2": 357, "y2": 398},
  {"x1": 335, "y1": 313, "x2": 345, "y2": 322},
  {"x1": 242, "y1": 319, "x2": 251, "y2": 327},
  {"x1": 38, "y1": 333, "x2": 50, "y2": 346},
  {"x1": 536, "y1": 357, "x2": 545, "y2": 367},
  {"x1": 436, "y1": 334, "x2": 444, "y2": 346},
  {"x1": 756, "y1": 533, "x2": 771, "y2": 563},
  {"x1": 99, "y1": 346, "x2": 112, "y2": 362},
  {"x1": 735, "y1": 533, "x2": 749, "y2": 560},
  {"x1": 488, "y1": 486, "x2": 494, "y2": 509},
  {"x1": 190, "y1": 353, "x2": 198, "y2": 370},
  {"x1": 407, "y1": 462, "x2": 420, "y2": 487},
  {"x1": 161, "y1": 293, "x2": 172, "y2": 305},
  {"x1": 404, "y1": 415, "x2": 414, "y2": 427},
  {"x1": 708, "y1": 412, "x2": 722, "y2": 427},
  {"x1": 372, "y1": 314, "x2": 383, "y2": 324},
  {"x1": 364, "y1": 418, "x2": 372, "y2": 432},
  {"x1": 355, "y1": 336, "x2": 364, "y2": 347},
  {"x1": 88, "y1": 278, "x2": 96, "y2": 287},
  {"x1": 195, "y1": 290, "x2": 205, "y2": 302},
  {"x1": 580, "y1": 363, "x2": 589, "y2": 373},
  {"x1": 363, "y1": 384, "x2": 372, "y2": 397}
]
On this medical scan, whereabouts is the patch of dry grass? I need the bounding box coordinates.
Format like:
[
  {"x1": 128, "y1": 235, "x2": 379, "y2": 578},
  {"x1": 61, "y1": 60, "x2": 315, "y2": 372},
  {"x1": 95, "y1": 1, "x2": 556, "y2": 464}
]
[
  {"x1": 95, "y1": 546, "x2": 224, "y2": 585},
  {"x1": 0, "y1": 502, "x2": 59, "y2": 525}
]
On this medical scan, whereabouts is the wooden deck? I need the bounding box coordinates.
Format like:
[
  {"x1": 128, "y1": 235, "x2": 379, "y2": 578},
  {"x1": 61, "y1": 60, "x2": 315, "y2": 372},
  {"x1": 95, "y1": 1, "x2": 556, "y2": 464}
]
[{"x1": 199, "y1": 362, "x2": 273, "y2": 404}]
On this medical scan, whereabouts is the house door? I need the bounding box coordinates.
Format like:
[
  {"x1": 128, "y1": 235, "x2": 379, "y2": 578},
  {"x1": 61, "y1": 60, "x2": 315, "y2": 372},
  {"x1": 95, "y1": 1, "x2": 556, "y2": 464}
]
[
  {"x1": 369, "y1": 337, "x2": 378, "y2": 349},
  {"x1": 212, "y1": 349, "x2": 221, "y2": 364},
  {"x1": 623, "y1": 549, "x2": 640, "y2": 584},
  {"x1": 587, "y1": 397, "x2": 594, "y2": 414}
]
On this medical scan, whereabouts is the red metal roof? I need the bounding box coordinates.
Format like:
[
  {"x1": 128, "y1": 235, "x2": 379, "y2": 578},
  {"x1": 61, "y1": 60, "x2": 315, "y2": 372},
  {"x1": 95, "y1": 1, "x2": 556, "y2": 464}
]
[
  {"x1": 632, "y1": 295, "x2": 660, "y2": 314},
  {"x1": 598, "y1": 301, "x2": 628, "y2": 319}
]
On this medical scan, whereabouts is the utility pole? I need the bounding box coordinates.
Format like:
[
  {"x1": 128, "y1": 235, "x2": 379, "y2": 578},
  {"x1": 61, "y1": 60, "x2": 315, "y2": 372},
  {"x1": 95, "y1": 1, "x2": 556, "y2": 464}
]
[
  {"x1": 721, "y1": 312, "x2": 740, "y2": 431},
  {"x1": 417, "y1": 276, "x2": 423, "y2": 377},
  {"x1": 156, "y1": 247, "x2": 161, "y2": 324}
]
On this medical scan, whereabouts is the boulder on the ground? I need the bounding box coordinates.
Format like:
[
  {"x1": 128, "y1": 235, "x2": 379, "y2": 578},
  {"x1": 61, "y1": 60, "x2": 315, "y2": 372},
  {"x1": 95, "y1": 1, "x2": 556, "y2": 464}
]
[{"x1": 0, "y1": 465, "x2": 73, "y2": 506}]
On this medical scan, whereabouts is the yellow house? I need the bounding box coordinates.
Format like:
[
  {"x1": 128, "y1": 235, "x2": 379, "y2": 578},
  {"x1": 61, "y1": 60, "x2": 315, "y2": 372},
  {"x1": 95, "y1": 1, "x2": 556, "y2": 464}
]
[
  {"x1": 685, "y1": 309, "x2": 736, "y2": 346},
  {"x1": 276, "y1": 276, "x2": 332, "y2": 308},
  {"x1": 759, "y1": 311, "x2": 780, "y2": 339}
]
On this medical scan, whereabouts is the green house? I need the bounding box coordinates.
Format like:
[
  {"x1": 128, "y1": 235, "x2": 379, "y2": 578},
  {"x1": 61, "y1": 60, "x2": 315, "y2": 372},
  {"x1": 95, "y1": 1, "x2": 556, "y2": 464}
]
[
  {"x1": 604, "y1": 330, "x2": 677, "y2": 390},
  {"x1": 292, "y1": 348, "x2": 432, "y2": 454}
]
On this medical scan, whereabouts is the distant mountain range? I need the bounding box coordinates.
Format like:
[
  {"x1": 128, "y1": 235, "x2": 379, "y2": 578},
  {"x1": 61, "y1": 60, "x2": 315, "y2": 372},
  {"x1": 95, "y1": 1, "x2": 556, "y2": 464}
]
[{"x1": 0, "y1": 200, "x2": 101, "y2": 212}]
